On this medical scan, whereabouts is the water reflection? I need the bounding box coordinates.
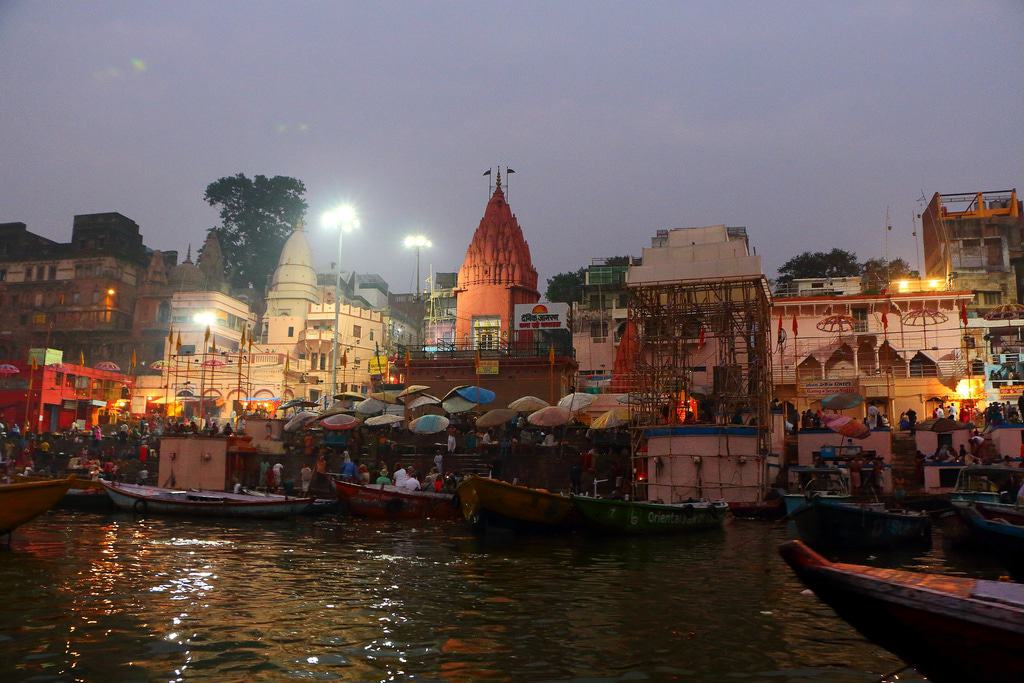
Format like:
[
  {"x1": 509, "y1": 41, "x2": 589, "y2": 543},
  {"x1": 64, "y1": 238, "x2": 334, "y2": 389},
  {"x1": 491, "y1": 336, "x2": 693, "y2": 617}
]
[{"x1": 0, "y1": 512, "x2": 951, "y2": 681}]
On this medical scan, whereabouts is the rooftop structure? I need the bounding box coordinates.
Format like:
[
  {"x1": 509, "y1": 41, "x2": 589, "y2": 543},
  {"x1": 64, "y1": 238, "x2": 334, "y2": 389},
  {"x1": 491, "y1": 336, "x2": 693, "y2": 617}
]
[{"x1": 627, "y1": 225, "x2": 760, "y2": 284}]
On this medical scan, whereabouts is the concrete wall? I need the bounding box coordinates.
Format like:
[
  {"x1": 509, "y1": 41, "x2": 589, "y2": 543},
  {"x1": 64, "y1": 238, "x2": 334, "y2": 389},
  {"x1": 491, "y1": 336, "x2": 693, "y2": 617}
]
[
  {"x1": 628, "y1": 225, "x2": 761, "y2": 284},
  {"x1": 644, "y1": 427, "x2": 765, "y2": 503},
  {"x1": 914, "y1": 429, "x2": 971, "y2": 456},
  {"x1": 989, "y1": 425, "x2": 1024, "y2": 458},
  {"x1": 157, "y1": 436, "x2": 229, "y2": 490},
  {"x1": 797, "y1": 428, "x2": 892, "y2": 466}
]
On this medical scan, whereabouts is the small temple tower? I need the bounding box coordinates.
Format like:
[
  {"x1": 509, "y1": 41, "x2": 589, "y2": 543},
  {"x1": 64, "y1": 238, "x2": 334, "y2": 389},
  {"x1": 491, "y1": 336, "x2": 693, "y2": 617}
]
[
  {"x1": 265, "y1": 221, "x2": 319, "y2": 319},
  {"x1": 454, "y1": 170, "x2": 540, "y2": 347}
]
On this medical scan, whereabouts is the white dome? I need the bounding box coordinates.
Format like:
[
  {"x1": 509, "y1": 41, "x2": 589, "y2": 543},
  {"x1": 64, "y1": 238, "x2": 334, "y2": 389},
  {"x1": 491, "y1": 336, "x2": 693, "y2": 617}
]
[{"x1": 266, "y1": 223, "x2": 319, "y2": 317}]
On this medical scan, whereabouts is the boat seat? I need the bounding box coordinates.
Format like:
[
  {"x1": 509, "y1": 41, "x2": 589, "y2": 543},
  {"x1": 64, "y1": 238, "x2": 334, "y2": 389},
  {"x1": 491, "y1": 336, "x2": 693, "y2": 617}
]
[{"x1": 972, "y1": 580, "x2": 1024, "y2": 609}]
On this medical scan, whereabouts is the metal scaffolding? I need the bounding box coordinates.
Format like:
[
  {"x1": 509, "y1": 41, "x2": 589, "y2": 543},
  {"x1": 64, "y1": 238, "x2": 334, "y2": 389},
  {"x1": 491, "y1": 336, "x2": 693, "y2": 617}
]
[{"x1": 626, "y1": 276, "x2": 774, "y2": 457}]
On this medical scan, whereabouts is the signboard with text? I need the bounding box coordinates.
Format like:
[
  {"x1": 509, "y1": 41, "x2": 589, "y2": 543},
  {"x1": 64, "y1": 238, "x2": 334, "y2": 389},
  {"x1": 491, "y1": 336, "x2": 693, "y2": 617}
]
[
  {"x1": 800, "y1": 379, "x2": 858, "y2": 397},
  {"x1": 476, "y1": 360, "x2": 499, "y2": 375},
  {"x1": 514, "y1": 303, "x2": 569, "y2": 331},
  {"x1": 998, "y1": 384, "x2": 1024, "y2": 399}
]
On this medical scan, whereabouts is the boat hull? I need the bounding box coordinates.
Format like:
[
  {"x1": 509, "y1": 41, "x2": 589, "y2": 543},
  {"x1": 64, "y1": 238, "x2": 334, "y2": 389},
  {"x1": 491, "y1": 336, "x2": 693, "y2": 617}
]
[
  {"x1": 782, "y1": 493, "x2": 851, "y2": 516},
  {"x1": 456, "y1": 476, "x2": 578, "y2": 530},
  {"x1": 793, "y1": 498, "x2": 931, "y2": 549},
  {"x1": 573, "y1": 497, "x2": 728, "y2": 534},
  {"x1": 780, "y1": 540, "x2": 1024, "y2": 683},
  {"x1": 0, "y1": 478, "x2": 75, "y2": 534},
  {"x1": 335, "y1": 481, "x2": 459, "y2": 520},
  {"x1": 952, "y1": 501, "x2": 1024, "y2": 574},
  {"x1": 728, "y1": 498, "x2": 785, "y2": 519},
  {"x1": 102, "y1": 482, "x2": 313, "y2": 519}
]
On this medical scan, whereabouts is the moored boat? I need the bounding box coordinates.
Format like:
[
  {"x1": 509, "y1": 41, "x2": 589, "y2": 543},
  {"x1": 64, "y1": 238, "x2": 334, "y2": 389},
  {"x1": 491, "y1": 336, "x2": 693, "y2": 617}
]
[
  {"x1": 456, "y1": 475, "x2": 579, "y2": 530},
  {"x1": 950, "y1": 465, "x2": 1023, "y2": 505},
  {"x1": 336, "y1": 480, "x2": 459, "y2": 520},
  {"x1": 102, "y1": 481, "x2": 313, "y2": 519},
  {"x1": 14, "y1": 474, "x2": 112, "y2": 511},
  {"x1": 780, "y1": 539, "x2": 1024, "y2": 683},
  {"x1": 779, "y1": 466, "x2": 851, "y2": 516},
  {"x1": 0, "y1": 477, "x2": 76, "y2": 535},
  {"x1": 792, "y1": 497, "x2": 931, "y2": 549},
  {"x1": 951, "y1": 500, "x2": 1024, "y2": 575},
  {"x1": 572, "y1": 496, "x2": 728, "y2": 534},
  {"x1": 727, "y1": 498, "x2": 785, "y2": 520}
]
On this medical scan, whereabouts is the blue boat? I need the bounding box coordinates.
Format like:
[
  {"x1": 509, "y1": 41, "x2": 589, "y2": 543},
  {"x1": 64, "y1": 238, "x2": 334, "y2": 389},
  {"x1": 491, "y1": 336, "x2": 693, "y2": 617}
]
[
  {"x1": 792, "y1": 497, "x2": 931, "y2": 549},
  {"x1": 950, "y1": 465, "x2": 1024, "y2": 505},
  {"x1": 780, "y1": 466, "x2": 851, "y2": 516},
  {"x1": 951, "y1": 500, "x2": 1024, "y2": 576}
]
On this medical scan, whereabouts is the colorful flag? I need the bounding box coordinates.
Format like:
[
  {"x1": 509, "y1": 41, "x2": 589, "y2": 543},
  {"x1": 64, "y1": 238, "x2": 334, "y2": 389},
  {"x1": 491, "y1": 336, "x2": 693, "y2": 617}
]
[
  {"x1": 548, "y1": 345, "x2": 555, "y2": 365},
  {"x1": 130, "y1": 348, "x2": 137, "y2": 370},
  {"x1": 30, "y1": 356, "x2": 38, "y2": 371},
  {"x1": 791, "y1": 315, "x2": 799, "y2": 337},
  {"x1": 79, "y1": 350, "x2": 85, "y2": 366},
  {"x1": 960, "y1": 301, "x2": 968, "y2": 327},
  {"x1": 777, "y1": 314, "x2": 784, "y2": 347},
  {"x1": 239, "y1": 327, "x2": 246, "y2": 348},
  {"x1": 167, "y1": 327, "x2": 174, "y2": 346},
  {"x1": 204, "y1": 326, "x2": 211, "y2": 344},
  {"x1": 176, "y1": 332, "x2": 183, "y2": 354}
]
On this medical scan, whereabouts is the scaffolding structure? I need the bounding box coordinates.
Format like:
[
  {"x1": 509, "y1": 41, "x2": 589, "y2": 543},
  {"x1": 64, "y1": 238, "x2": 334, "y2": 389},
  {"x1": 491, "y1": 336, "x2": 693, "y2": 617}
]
[
  {"x1": 626, "y1": 276, "x2": 774, "y2": 459},
  {"x1": 164, "y1": 349, "x2": 253, "y2": 421}
]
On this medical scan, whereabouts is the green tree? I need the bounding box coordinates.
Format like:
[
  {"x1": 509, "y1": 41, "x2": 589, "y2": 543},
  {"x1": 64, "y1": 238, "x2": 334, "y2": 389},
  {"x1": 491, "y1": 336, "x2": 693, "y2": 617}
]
[
  {"x1": 860, "y1": 257, "x2": 919, "y2": 293},
  {"x1": 776, "y1": 249, "x2": 860, "y2": 285},
  {"x1": 204, "y1": 173, "x2": 308, "y2": 297},
  {"x1": 604, "y1": 255, "x2": 632, "y2": 266},
  {"x1": 545, "y1": 268, "x2": 586, "y2": 304}
]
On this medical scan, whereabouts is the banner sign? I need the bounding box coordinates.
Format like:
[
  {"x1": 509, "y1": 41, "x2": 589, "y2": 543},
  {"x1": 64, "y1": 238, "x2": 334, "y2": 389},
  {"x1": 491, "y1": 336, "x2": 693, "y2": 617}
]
[
  {"x1": 368, "y1": 356, "x2": 389, "y2": 376},
  {"x1": 801, "y1": 379, "x2": 858, "y2": 397},
  {"x1": 476, "y1": 360, "x2": 499, "y2": 375},
  {"x1": 998, "y1": 384, "x2": 1024, "y2": 399},
  {"x1": 514, "y1": 303, "x2": 569, "y2": 330}
]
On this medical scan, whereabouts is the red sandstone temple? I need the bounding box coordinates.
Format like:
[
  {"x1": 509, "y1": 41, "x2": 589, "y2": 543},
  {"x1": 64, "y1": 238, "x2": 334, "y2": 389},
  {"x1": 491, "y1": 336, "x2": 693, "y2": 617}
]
[{"x1": 454, "y1": 170, "x2": 540, "y2": 348}]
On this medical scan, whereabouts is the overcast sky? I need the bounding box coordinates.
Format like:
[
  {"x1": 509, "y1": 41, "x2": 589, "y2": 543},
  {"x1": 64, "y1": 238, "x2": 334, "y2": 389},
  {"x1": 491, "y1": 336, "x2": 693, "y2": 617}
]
[{"x1": 2, "y1": 1, "x2": 1022, "y2": 294}]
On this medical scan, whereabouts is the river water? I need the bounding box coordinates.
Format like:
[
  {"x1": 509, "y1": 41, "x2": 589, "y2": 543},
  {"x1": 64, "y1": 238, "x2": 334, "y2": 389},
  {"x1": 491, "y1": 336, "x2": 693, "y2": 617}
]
[{"x1": 0, "y1": 512, "x2": 1010, "y2": 682}]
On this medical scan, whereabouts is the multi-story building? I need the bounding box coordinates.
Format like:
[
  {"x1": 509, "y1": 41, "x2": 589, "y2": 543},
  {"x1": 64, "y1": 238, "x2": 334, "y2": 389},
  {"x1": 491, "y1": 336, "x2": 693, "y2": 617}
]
[
  {"x1": 922, "y1": 188, "x2": 1023, "y2": 315},
  {"x1": 0, "y1": 213, "x2": 160, "y2": 369},
  {"x1": 423, "y1": 271, "x2": 457, "y2": 350},
  {"x1": 572, "y1": 258, "x2": 632, "y2": 391}
]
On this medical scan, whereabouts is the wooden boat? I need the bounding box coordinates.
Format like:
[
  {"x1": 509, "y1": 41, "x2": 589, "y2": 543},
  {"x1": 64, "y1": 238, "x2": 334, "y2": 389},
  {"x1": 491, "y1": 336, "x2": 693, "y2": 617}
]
[
  {"x1": 792, "y1": 497, "x2": 931, "y2": 549},
  {"x1": 727, "y1": 498, "x2": 785, "y2": 520},
  {"x1": 335, "y1": 480, "x2": 459, "y2": 520},
  {"x1": 102, "y1": 481, "x2": 313, "y2": 519},
  {"x1": 0, "y1": 477, "x2": 75, "y2": 535},
  {"x1": 780, "y1": 539, "x2": 1024, "y2": 683},
  {"x1": 951, "y1": 500, "x2": 1024, "y2": 574},
  {"x1": 950, "y1": 465, "x2": 1023, "y2": 505},
  {"x1": 572, "y1": 496, "x2": 728, "y2": 534},
  {"x1": 456, "y1": 476, "x2": 579, "y2": 530},
  {"x1": 13, "y1": 474, "x2": 112, "y2": 511}
]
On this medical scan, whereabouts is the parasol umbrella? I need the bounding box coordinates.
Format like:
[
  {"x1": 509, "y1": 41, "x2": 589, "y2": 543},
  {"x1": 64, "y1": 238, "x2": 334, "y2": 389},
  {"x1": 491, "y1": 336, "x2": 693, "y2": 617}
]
[
  {"x1": 149, "y1": 360, "x2": 166, "y2": 370},
  {"x1": 354, "y1": 397, "x2": 388, "y2": 415},
  {"x1": 320, "y1": 413, "x2": 361, "y2": 431},
  {"x1": 409, "y1": 414, "x2": 450, "y2": 434},
  {"x1": 590, "y1": 407, "x2": 630, "y2": 430},
  {"x1": 475, "y1": 408, "x2": 519, "y2": 428},
  {"x1": 334, "y1": 391, "x2": 366, "y2": 402},
  {"x1": 95, "y1": 361, "x2": 121, "y2": 372},
  {"x1": 823, "y1": 414, "x2": 870, "y2": 440},
  {"x1": 558, "y1": 392, "x2": 596, "y2": 412},
  {"x1": 0, "y1": 364, "x2": 20, "y2": 376},
  {"x1": 365, "y1": 414, "x2": 404, "y2": 427},
  {"x1": 368, "y1": 390, "x2": 402, "y2": 404},
  {"x1": 508, "y1": 395, "x2": 549, "y2": 412},
  {"x1": 406, "y1": 394, "x2": 441, "y2": 410},
  {"x1": 527, "y1": 406, "x2": 573, "y2": 427},
  {"x1": 320, "y1": 402, "x2": 354, "y2": 418},
  {"x1": 201, "y1": 358, "x2": 226, "y2": 368},
  {"x1": 284, "y1": 411, "x2": 319, "y2": 432},
  {"x1": 453, "y1": 385, "x2": 496, "y2": 405},
  {"x1": 442, "y1": 395, "x2": 478, "y2": 414},
  {"x1": 280, "y1": 398, "x2": 319, "y2": 410},
  {"x1": 397, "y1": 384, "x2": 431, "y2": 399},
  {"x1": 821, "y1": 393, "x2": 864, "y2": 411}
]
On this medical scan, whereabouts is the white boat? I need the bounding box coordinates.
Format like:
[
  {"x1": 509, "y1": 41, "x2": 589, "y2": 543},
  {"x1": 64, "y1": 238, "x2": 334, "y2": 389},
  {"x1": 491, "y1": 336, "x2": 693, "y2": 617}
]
[
  {"x1": 780, "y1": 466, "x2": 851, "y2": 515},
  {"x1": 101, "y1": 481, "x2": 313, "y2": 519}
]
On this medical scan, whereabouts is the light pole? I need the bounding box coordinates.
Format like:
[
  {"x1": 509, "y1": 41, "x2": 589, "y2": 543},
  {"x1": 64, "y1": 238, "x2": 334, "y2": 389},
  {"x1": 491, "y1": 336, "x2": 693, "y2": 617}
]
[
  {"x1": 404, "y1": 234, "x2": 431, "y2": 345},
  {"x1": 322, "y1": 205, "x2": 359, "y2": 399}
]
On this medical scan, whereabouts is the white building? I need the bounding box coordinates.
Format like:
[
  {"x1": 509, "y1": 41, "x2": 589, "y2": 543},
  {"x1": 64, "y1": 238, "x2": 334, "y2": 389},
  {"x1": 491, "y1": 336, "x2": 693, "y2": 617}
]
[{"x1": 627, "y1": 225, "x2": 761, "y2": 284}]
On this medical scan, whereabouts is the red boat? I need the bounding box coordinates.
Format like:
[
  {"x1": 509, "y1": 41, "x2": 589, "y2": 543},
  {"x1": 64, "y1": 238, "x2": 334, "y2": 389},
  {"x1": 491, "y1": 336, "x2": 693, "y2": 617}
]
[
  {"x1": 335, "y1": 480, "x2": 459, "y2": 520},
  {"x1": 780, "y1": 540, "x2": 1024, "y2": 683}
]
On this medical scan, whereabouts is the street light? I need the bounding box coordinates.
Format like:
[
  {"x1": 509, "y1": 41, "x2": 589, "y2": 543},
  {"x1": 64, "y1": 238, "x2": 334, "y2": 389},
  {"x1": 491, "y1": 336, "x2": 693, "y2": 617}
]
[
  {"x1": 404, "y1": 235, "x2": 431, "y2": 345},
  {"x1": 322, "y1": 205, "x2": 360, "y2": 399}
]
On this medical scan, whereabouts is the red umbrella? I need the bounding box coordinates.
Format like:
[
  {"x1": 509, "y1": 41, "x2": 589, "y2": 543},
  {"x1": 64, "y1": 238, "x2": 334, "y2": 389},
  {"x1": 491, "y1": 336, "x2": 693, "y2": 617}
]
[
  {"x1": 0, "y1": 364, "x2": 19, "y2": 376},
  {"x1": 823, "y1": 414, "x2": 870, "y2": 440},
  {"x1": 320, "y1": 413, "x2": 361, "y2": 431}
]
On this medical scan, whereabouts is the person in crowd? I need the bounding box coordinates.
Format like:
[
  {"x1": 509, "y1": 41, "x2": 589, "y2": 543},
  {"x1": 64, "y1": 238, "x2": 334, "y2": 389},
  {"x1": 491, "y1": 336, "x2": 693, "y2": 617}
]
[
  {"x1": 375, "y1": 468, "x2": 392, "y2": 486},
  {"x1": 906, "y1": 408, "x2": 917, "y2": 435},
  {"x1": 300, "y1": 465, "x2": 313, "y2": 494},
  {"x1": 481, "y1": 430, "x2": 493, "y2": 447},
  {"x1": 400, "y1": 466, "x2": 421, "y2": 491},
  {"x1": 542, "y1": 432, "x2": 556, "y2": 447},
  {"x1": 137, "y1": 467, "x2": 148, "y2": 485},
  {"x1": 434, "y1": 449, "x2": 445, "y2": 476},
  {"x1": 424, "y1": 467, "x2": 439, "y2": 489},
  {"x1": 447, "y1": 430, "x2": 457, "y2": 458},
  {"x1": 958, "y1": 444, "x2": 968, "y2": 462},
  {"x1": 222, "y1": 422, "x2": 233, "y2": 436},
  {"x1": 357, "y1": 463, "x2": 370, "y2": 484},
  {"x1": 393, "y1": 463, "x2": 408, "y2": 487},
  {"x1": 272, "y1": 462, "x2": 284, "y2": 491},
  {"x1": 340, "y1": 453, "x2": 356, "y2": 482}
]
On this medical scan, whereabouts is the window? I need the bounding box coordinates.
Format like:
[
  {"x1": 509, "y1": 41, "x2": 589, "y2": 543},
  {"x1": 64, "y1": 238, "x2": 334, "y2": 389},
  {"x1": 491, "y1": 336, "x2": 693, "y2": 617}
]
[
  {"x1": 369, "y1": 330, "x2": 374, "y2": 341},
  {"x1": 986, "y1": 238, "x2": 1004, "y2": 268},
  {"x1": 472, "y1": 316, "x2": 500, "y2": 349},
  {"x1": 617, "y1": 293, "x2": 629, "y2": 308},
  {"x1": 91, "y1": 290, "x2": 99, "y2": 304},
  {"x1": 34, "y1": 292, "x2": 43, "y2": 306},
  {"x1": 590, "y1": 321, "x2": 609, "y2": 338},
  {"x1": 0, "y1": 269, "x2": 6, "y2": 281},
  {"x1": 32, "y1": 313, "x2": 46, "y2": 325},
  {"x1": 350, "y1": 384, "x2": 359, "y2": 392},
  {"x1": 35, "y1": 266, "x2": 44, "y2": 280},
  {"x1": 982, "y1": 291, "x2": 1002, "y2": 306},
  {"x1": 310, "y1": 352, "x2": 317, "y2": 370},
  {"x1": 287, "y1": 326, "x2": 294, "y2": 338},
  {"x1": 319, "y1": 354, "x2": 326, "y2": 371},
  {"x1": 48, "y1": 265, "x2": 56, "y2": 280},
  {"x1": 353, "y1": 324, "x2": 361, "y2": 338}
]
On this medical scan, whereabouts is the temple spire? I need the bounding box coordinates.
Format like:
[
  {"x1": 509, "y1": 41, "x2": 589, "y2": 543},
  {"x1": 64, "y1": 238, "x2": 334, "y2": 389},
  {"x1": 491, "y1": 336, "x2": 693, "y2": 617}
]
[
  {"x1": 494, "y1": 167, "x2": 502, "y2": 191},
  {"x1": 185, "y1": 244, "x2": 192, "y2": 263}
]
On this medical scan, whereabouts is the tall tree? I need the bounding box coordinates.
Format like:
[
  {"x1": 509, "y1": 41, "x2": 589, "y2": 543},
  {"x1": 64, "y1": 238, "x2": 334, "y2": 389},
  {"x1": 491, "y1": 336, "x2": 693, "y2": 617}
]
[
  {"x1": 203, "y1": 174, "x2": 308, "y2": 297},
  {"x1": 545, "y1": 268, "x2": 587, "y2": 304},
  {"x1": 861, "y1": 257, "x2": 918, "y2": 293},
  {"x1": 776, "y1": 249, "x2": 860, "y2": 285}
]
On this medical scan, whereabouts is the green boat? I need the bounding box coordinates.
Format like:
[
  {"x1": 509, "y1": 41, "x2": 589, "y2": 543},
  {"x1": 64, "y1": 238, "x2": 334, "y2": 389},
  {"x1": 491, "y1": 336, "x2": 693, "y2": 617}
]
[{"x1": 572, "y1": 496, "x2": 729, "y2": 535}]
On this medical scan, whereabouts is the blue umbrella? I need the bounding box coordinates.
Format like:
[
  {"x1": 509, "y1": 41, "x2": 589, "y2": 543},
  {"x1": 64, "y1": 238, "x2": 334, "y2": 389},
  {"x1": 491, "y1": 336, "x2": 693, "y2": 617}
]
[
  {"x1": 409, "y1": 414, "x2": 450, "y2": 434},
  {"x1": 454, "y1": 385, "x2": 496, "y2": 405}
]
